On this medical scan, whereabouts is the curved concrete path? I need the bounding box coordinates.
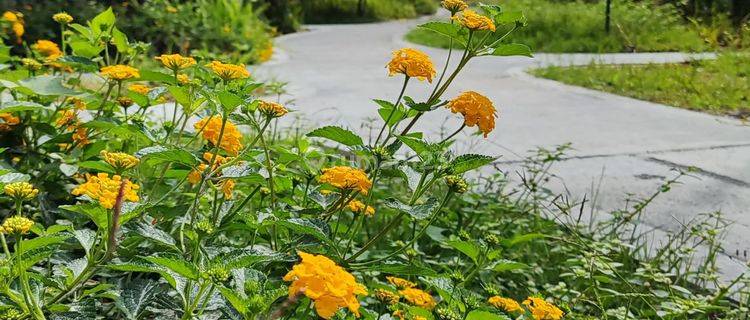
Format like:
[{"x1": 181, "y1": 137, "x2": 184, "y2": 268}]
[{"x1": 253, "y1": 16, "x2": 750, "y2": 280}]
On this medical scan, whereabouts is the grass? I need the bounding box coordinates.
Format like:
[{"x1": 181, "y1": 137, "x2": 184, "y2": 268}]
[
  {"x1": 532, "y1": 53, "x2": 750, "y2": 116},
  {"x1": 302, "y1": 0, "x2": 437, "y2": 24},
  {"x1": 405, "y1": 0, "x2": 708, "y2": 53}
]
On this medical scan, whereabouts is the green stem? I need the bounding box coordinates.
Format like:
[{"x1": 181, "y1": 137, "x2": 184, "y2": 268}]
[{"x1": 375, "y1": 76, "x2": 409, "y2": 146}]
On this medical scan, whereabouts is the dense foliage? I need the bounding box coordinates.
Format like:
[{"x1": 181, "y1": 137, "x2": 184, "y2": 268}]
[{"x1": 0, "y1": 2, "x2": 747, "y2": 320}]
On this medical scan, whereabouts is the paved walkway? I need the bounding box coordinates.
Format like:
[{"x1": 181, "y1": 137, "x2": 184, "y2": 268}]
[{"x1": 253, "y1": 16, "x2": 750, "y2": 280}]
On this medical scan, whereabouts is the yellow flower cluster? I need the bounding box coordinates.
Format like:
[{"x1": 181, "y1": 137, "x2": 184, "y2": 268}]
[
  {"x1": 221, "y1": 179, "x2": 235, "y2": 199},
  {"x1": 374, "y1": 289, "x2": 400, "y2": 305},
  {"x1": 0, "y1": 216, "x2": 34, "y2": 234},
  {"x1": 454, "y1": 9, "x2": 496, "y2": 32},
  {"x1": 283, "y1": 251, "x2": 367, "y2": 319},
  {"x1": 0, "y1": 112, "x2": 20, "y2": 131},
  {"x1": 21, "y1": 58, "x2": 42, "y2": 70},
  {"x1": 4, "y1": 182, "x2": 39, "y2": 200},
  {"x1": 318, "y1": 166, "x2": 372, "y2": 195},
  {"x1": 72, "y1": 127, "x2": 89, "y2": 146},
  {"x1": 194, "y1": 116, "x2": 244, "y2": 155},
  {"x1": 489, "y1": 296, "x2": 523, "y2": 313},
  {"x1": 447, "y1": 91, "x2": 497, "y2": 137},
  {"x1": 100, "y1": 150, "x2": 139, "y2": 171},
  {"x1": 187, "y1": 152, "x2": 234, "y2": 184},
  {"x1": 258, "y1": 100, "x2": 289, "y2": 118},
  {"x1": 100, "y1": 65, "x2": 140, "y2": 81},
  {"x1": 155, "y1": 54, "x2": 196, "y2": 71},
  {"x1": 177, "y1": 74, "x2": 190, "y2": 84},
  {"x1": 523, "y1": 297, "x2": 564, "y2": 320},
  {"x1": 32, "y1": 40, "x2": 62, "y2": 60},
  {"x1": 206, "y1": 61, "x2": 250, "y2": 80},
  {"x1": 348, "y1": 200, "x2": 375, "y2": 216},
  {"x1": 72, "y1": 173, "x2": 140, "y2": 209},
  {"x1": 441, "y1": 0, "x2": 468, "y2": 13},
  {"x1": 128, "y1": 84, "x2": 150, "y2": 95},
  {"x1": 387, "y1": 276, "x2": 416, "y2": 288},
  {"x1": 399, "y1": 287, "x2": 437, "y2": 310},
  {"x1": 53, "y1": 12, "x2": 73, "y2": 24},
  {"x1": 387, "y1": 48, "x2": 436, "y2": 82},
  {"x1": 2, "y1": 11, "x2": 24, "y2": 40}
]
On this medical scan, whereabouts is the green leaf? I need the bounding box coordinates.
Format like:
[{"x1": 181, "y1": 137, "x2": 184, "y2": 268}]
[
  {"x1": 466, "y1": 310, "x2": 510, "y2": 320},
  {"x1": 139, "y1": 70, "x2": 175, "y2": 84},
  {"x1": 446, "y1": 240, "x2": 481, "y2": 264},
  {"x1": 501, "y1": 233, "x2": 545, "y2": 247},
  {"x1": 144, "y1": 255, "x2": 199, "y2": 280},
  {"x1": 277, "y1": 218, "x2": 332, "y2": 245},
  {"x1": 495, "y1": 10, "x2": 526, "y2": 26},
  {"x1": 90, "y1": 7, "x2": 116, "y2": 36},
  {"x1": 69, "y1": 40, "x2": 104, "y2": 59},
  {"x1": 490, "y1": 43, "x2": 533, "y2": 57},
  {"x1": 402, "y1": 96, "x2": 433, "y2": 112},
  {"x1": 78, "y1": 161, "x2": 116, "y2": 174},
  {"x1": 383, "y1": 197, "x2": 439, "y2": 220},
  {"x1": 0, "y1": 101, "x2": 47, "y2": 113},
  {"x1": 135, "y1": 146, "x2": 199, "y2": 166},
  {"x1": 306, "y1": 126, "x2": 363, "y2": 147},
  {"x1": 217, "y1": 90, "x2": 243, "y2": 113},
  {"x1": 111, "y1": 27, "x2": 129, "y2": 53},
  {"x1": 218, "y1": 286, "x2": 248, "y2": 314},
  {"x1": 60, "y1": 204, "x2": 108, "y2": 230},
  {"x1": 397, "y1": 136, "x2": 431, "y2": 158},
  {"x1": 211, "y1": 248, "x2": 284, "y2": 270},
  {"x1": 57, "y1": 55, "x2": 98, "y2": 71},
  {"x1": 450, "y1": 154, "x2": 497, "y2": 174},
  {"x1": 0, "y1": 172, "x2": 30, "y2": 184},
  {"x1": 132, "y1": 222, "x2": 177, "y2": 250},
  {"x1": 115, "y1": 280, "x2": 161, "y2": 320},
  {"x1": 418, "y1": 21, "x2": 467, "y2": 45},
  {"x1": 20, "y1": 234, "x2": 71, "y2": 254},
  {"x1": 19, "y1": 75, "x2": 77, "y2": 96},
  {"x1": 491, "y1": 259, "x2": 528, "y2": 272},
  {"x1": 72, "y1": 229, "x2": 96, "y2": 255},
  {"x1": 168, "y1": 86, "x2": 190, "y2": 107},
  {"x1": 357, "y1": 263, "x2": 437, "y2": 276}
]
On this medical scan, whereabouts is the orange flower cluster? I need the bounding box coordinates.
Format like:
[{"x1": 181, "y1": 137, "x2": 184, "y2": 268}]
[
  {"x1": 194, "y1": 116, "x2": 244, "y2": 155},
  {"x1": 454, "y1": 9, "x2": 496, "y2": 31},
  {"x1": 523, "y1": 297, "x2": 564, "y2": 320},
  {"x1": 206, "y1": 61, "x2": 250, "y2": 80},
  {"x1": 100, "y1": 65, "x2": 140, "y2": 81},
  {"x1": 155, "y1": 53, "x2": 196, "y2": 71},
  {"x1": 399, "y1": 287, "x2": 436, "y2": 310},
  {"x1": 128, "y1": 84, "x2": 150, "y2": 95},
  {"x1": 348, "y1": 199, "x2": 375, "y2": 216},
  {"x1": 318, "y1": 166, "x2": 372, "y2": 195},
  {"x1": 188, "y1": 152, "x2": 236, "y2": 199},
  {"x1": 387, "y1": 48, "x2": 436, "y2": 82},
  {"x1": 72, "y1": 173, "x2": 139, "y2": 209},
  {"x1": 2, "y1": 11, "x2": 24, "y2": 41},
  {"x1": 258, "y1": 100, "x2": 289, "y2": 118},
  {"x1": 447, "y1": 91, "x2": 497, "y2": 137},
  {"x1": 283, "y1": 251, "x2": 367, "y2": 319},
  {"x1": 32, "y1": 40, "x2": 62, "y2": 60},
  {"x1": 489, "y1": 296, "x2": 523, "y2": 313},
  {"x1": 0, "y1": 112, "x2": 20, "y2": 131}
]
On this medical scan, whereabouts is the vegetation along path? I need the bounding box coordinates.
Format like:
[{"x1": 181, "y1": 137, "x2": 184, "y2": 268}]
[{"x1": 254, "y1": 15, "x2": 750, "y2": 283}]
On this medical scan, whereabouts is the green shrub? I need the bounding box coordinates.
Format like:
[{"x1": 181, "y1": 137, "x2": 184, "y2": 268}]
[
  {"x1": 407, "y1": 0, "x2": 708, "y2": 53},
  {"x1": 302, "y1": 0, "x2": 436, "y2": 24}
]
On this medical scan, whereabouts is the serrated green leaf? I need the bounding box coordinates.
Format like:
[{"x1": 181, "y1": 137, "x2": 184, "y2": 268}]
[
  {"x1": 466, "y1": 310, "x2": 510, "y2": 320},
  {"x1": 490, "y1": 43, "x2": 533, "y2": 57},
  {"x1": 306, "y1": 126, "x2": 363, "y2": 147},
  {"x1": 19, "y1": 75, "x2": 77, "y2": 96},
  {"x1": 450, "y1": 154, "x2": 497, "y2": 174},
  {"x1": 383, "y1": 197, "x2": 439, "y2": 220},
  {"x1": 115, "y1": 279, "x2": 161, "y2": 320},
  {"x1": 211, "y1": 248, "x2": 284, "y2": 270},
  {"x1": 132, "y1": 222, "x2": 177, "y2": 249},
  {"x1": 418, "y1": 21, "x2": 467, "y2": 45},
  {"x1": 144, "y1": 255, "x2": 199, "y2": 280},
  {"x1": 72, "y1": 229, "x2": 97, "y2": 255},
  {"x1": 135, "y1": 146, "x2": 199, "y2": 166},
  {"x1": 446, "y1": 240, "x2": 481, "y2": 264},
  {"x1": 90, "y1": 7, "x2": 116, "y2": 36},
  {"x1": 20, "y1": 234, "x2": 71, "y2": 254},
  {"x1": 357, "y1": 263, "x2": 437, "y2": 276},
  {"x1": 491, "y1": 259, "x2": 528, "y2": 272},
  {"x1": 501, "y1": 233, "x2": 545, "y2": 247},
  {"x1": 277, "y1": 218, "x2": 332, "y2": 245},
  {"x1": 78, "y1": 161, "x2": 116, "y2": 173},
  {"x1": 61, "y1": 204, "x2": 108, "y2": 230},
  {"x1": 0, "y1": 101, "x2": 47, "y2": 113}
]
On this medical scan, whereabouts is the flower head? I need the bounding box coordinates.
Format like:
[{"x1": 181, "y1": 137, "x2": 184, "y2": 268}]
[
  {"x1": 32, "y1": 40, "x2": 62, "y2": 60},
  {"x1": 221, "y1": 179, "x2": 235, "y2": 199},
  {"x1": 206, "y1": 61, "x2": 250, "y2": 80},
  {"x1": 441, "y1": 0, "x2": 468, "y2": 14},
  {"x1": 128, "y1": 84, "x2": 150, "y2": 95},
  {"x1": 387, "y1": 48, "x2": 436, "y2": 82},
  {"x1": 21, "y1": 58, "x2": 42, "y2": 70},
  {"x1": 318, "y1": 166, "x2": 372, "y2": 195},
  {"x1": 72, "y1": 173, "x2": 139, "y2": 209},
  {"x1": 4, "y1": 182, "x2": 38, "y2": 201},
  {"x1": 100, "y1": 150, "x2": 139, "y2": 171},
  {"x1": 0, "y1": 112, "x2": 20, "y2": 131},
  {"x1": 454, "y1": 9, "x2": 496, "y2": 31},
  {"x1": 258, "y1": 100, "x2": 289, "y2": 118},
  {"x1": 1, "y1": 216, "x2": 34, "y2": 234},
  {"x1": 283, "y1": 251, "x2": 367, "y2": 319},
  {"x1": 399, "y1": 287, "x2": 436, "y2": 310},
  {"x1": 348, "y1": 200, "x2": 375, "y2": 216},
  {"x1": 72, "y1": 127, "x2": 89, "y2": 146},
  {"x1": 2, "y1": 11, "x2": 24, "y2": 40},
  {"x1": 193, "y1": 116, "x2": 244, "y2": 155},
  {"x1": 445, "y1": 175, "x2": 468, "y2": 193},
  {"x1": 387, "y1": 276, "x2": 416, "y2": 289},
  {"x1": 374, "y1": 289, "x2": 400, "y2": 305},
  {"x1": 177, "y1": 74, "x2": 190, "y2": 84},
  {"x1": 53, "y1": 12, "x2": 73, "y2": 24},
  {"x1": 447, "y1": 91, "x2": 497, "y2": 137},
  {"x1": 489, "y1": 296, "x2": 523, "y2": 313},
  {"x1": 522, "y1": 297, "x2": 564, "y2": 320},
  {"x1": 100, "y1": 65, "x2": 140, "y2": 81},
  {"x1": 155, "y1": 54, "x2": 196, "y2": 71}
]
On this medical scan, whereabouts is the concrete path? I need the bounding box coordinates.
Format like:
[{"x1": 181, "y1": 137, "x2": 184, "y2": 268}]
[{"x1": 253, "y1": 16, "x2": 750, "y2": 280}]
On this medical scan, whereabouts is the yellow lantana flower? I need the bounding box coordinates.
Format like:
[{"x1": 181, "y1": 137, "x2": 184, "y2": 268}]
[
  {"x1": 52, "y1": 12, "x2": 73, "y2": 24},
  {"x1": 2, "y1": 11, "x2": 24, "y2": 40},
  {"x1": 0, "y1": 112, "x2": 20, "y2": 131},
  {"x1": 177, "y1": 74, "x2": 190, "y2": 84},
  {"x1": 155, "y1": 53, "x2": 196, "y2": 71},
  {"x1": 348, "y1": 200, "x2": 375, "y2": 216},
  {"x1": 387, "y1": 276, "x2": 416, "y2": 289},
  {"x1": 72, "y1": 173, "x2": 140, "y2": 209},
  {"x1": 100, "y1": 150, "x2": 139, "y2": 171},
  {"x1": 399, "y1": 287, "x2": 436, "y2": 310},
  {"x1": 318, "y1": 166, "x2": 372, "y2": 195},
  {"x1": 4, "y1": 182, "x2": 38, "y2": 201},
  {"x1": 32, "y1": 40, "x2": 62, "y2": 60},
  {"x1": 55, "y1": 109, "x2": 78, "y2": 130},
  {"x1": 1, "y1": 216, "x2": 34, "y2": 234},
  {"x1": 454, "y1": 9, "x2": 496, "y2": 31},
  {"x1": 447, "y1": 91, "x2": 497, "y2": 137},
  {"x1": 128, "y1": 84, "x2": 150, "y2": 95},
  {"x1": 489, "y1": 296, "x2": 523, "y2": 313},
  {"x1": 193, "y1": 116, "x2": 244, "y2": 155},
  {"x1": 387, "y1": 48, "x2": 436, "y2": 82},
  {"x1": 221, "y1": 179, "x2": 235, "y2": 199},
  {"x1": 100, "y1": 65, "x2": 140, "y2": 81},
  {"x1": 283, "y1": 251, "x2": 367, "y2": 319},
  {"x1": 522, "y1": 297, "x2": 564, "y2": 320},
  {"x1": 258, "y1": 100, "x2": 289, "y2": 118},
  {"x1": 206, "y1": 61, "x2": 250, "y2": 81},
  {"x1": 374, "y1": 289, "x2": 400, "y2": 305},
  {"x1": 441, "y1": 0, "x2": 468, "y2": 14}
]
